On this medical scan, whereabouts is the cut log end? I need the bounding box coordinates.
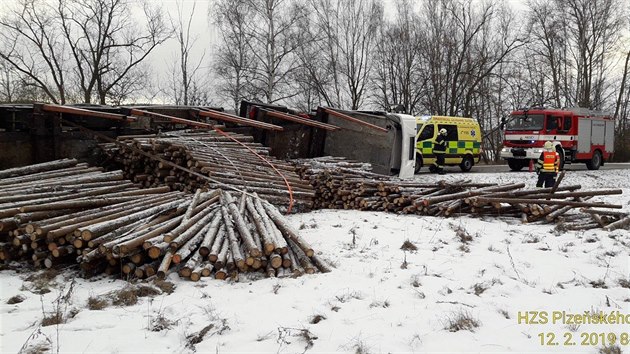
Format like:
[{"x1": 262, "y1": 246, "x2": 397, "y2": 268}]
[{"x1": 81, "y1": 230, "x2": 93, "y2": 241}]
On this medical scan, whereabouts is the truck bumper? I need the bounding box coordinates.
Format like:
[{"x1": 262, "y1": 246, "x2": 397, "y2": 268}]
[{"x1": 499, "y1": 147, "x2": 544, "y2": 160}]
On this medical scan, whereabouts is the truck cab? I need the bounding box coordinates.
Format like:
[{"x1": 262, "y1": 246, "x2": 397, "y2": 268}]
[{"x1": 499, "y1": 108, "x2": 614, "y2": 170}]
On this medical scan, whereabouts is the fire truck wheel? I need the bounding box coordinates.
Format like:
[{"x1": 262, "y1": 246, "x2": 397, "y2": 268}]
[
  {"x1": 414, "y1": 155, "x2": 423, "y2": 174},
  {"x1": 586, "y1": 150, "x2": 602, "y2": 170},
  {"x1": 507, "y1": 159, "x2": 525, "y2": 171},
  {"x1": 556, "y1": 146, "x2": 565, "y2": 171},
  {"x1": 459, "y1": 155, "x2": 474, "y2": 172}
]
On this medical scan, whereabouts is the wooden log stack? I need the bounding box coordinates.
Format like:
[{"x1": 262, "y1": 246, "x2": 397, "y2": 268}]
[
  {"x1": 0, "y1": 160, "x2": 329, "y2": 280},
  {"x1": 99, "y1": 130, "x2": 314, "y2": 213},
  {"x1": 292, "y1": 157, "x2": 628, "y2": 230}
]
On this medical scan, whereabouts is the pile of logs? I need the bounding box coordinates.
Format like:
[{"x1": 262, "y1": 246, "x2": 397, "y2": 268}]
[
  {"x1": 0, "y1": 159, "x2": 329, "y2": 280},
  {"x1": 99, "y1": 130, "x2": 314, "y2": 212},
  {"x1": 293, "y1": 157, "x2": 629, "y2": 231}
]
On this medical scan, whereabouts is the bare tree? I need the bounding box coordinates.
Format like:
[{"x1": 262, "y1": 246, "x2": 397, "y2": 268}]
[
  {"x1": 212, "y1": 0, "x2": 258, "y2": 113},
  {"x1": 613, "y1": 49, "x2": 630, "y2": 160},
  {"x1": 564, "y1": 0, "x2": 625, "y2": 109},
  {"x1": 59, "y1": 0, "x2": 170, "y2": 104},
  {"x1": 105, "y1": 63, "x2": 153, "y2": 105},
  {"x1": 372, "y1": 0, "x2": 424, "y2": 113},
  {"x1": 244, "y1": 0, "x2": 307, "y2": 104},
  {"x1": 337, "y1": 0, "x2": 383, "y2": 109},
  {"x1": 1, "y1": 0, "x2": 169, "y2": 105},
  {"x1": 298, "y1": 0, "x2": 383, "y2": 110},
  {"x1": 0, "y1": 58, "x2": 19, "y2": 103},
  {"x1": 526, "y1": 0, "x2": 571, "y2": 108},
  {"x1": 165, "y1": 0, "x2": 207, "y2": 106},
  {"x1": 416, "y1": 0, "x2": 525, "y2": 116},
  {"x1": 614, "y1": 50, "x2": 630, "y2": 120},
  {"x1": 0, "y1": 0, "x2": 70, "y2": 104}
]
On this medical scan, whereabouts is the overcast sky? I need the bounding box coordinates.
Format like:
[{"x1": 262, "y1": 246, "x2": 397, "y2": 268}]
[
  {"x1": 146, "y1": 0, "x2": 531, "y2": 103},
  {"x1": 1, "y1": 0, "x2": 627, "y2": 105}
]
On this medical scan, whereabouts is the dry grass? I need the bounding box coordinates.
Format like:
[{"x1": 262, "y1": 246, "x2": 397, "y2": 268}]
[
  {"x1": 150, "y1": 313, "x2": 176, "y2": 332},
  {"x1": 340, "y1": 336, "x2": 371, "y2": 354},
  {"x1": 277, "y1": 327, "x2": 317, "y2": 352},
  {"x1": 453, "y1": 225, "x2": 473, "y2": 244},
  {"x1": 19, "y1": 341, "x2": 51, "y2": 354},
  {"x1": 152, "y1": 280, "x2": 175, "y2": 294},
  {"x1": 87, "y1": 296, "x2": 109, "y2": 310},
  {"x1": 41, "y1": 312, "x2": 63, "y2": 327},
  {"x1": 25, "y1": 268, "x2": 60, "y2": 282},
  {"x1": 443, "y1": 310, "x2": 480, "y2": 332},
  {"x1": 186, "y1": 324, "x2": 215, "y2": 350},
  {"x1": 335, "y1": 290, "x2": 363, "y2": 303},
  {"x1": 400, "y1": 240, "x2": 418, "y2": 251},
  {"x1": 410, "y1": 274, "x2": 421, "y2": 288},
  {"x1": 369, "y1": 300, "x2": 390, "y2": 308},
  {"x1": 136, "y1": 284, "x2": 161, "y2": 297},
  {"x1": 22, "y1": 269, "x2": 60, "y2": 294},
  {"x1": 310, "y1": 314, "x2": 326, "y2": 324},
  {"x1": 110, "y1": 284, "x2": 162, "y2": 307},
  {"x1": 498, "y1": 309, "x2": 510, "y2": 319},
  {"x1": 17, "y1": 327, "x2": 52, "y2": 354},
  {"x1": 598, "y1": 345, "x2": 622, "y2": 354},
  {"x1": 7, "y1": 294, "x2": 26, "y2": 304},
  {"x1": 590, "y1": 279, "x2": 607, "y2": 289},
  {"x1": 111, "y1": 287, "x2": 139, "y2": 306},
  {"x1": 473, "y1": 283, "x2": 488, "y2": 296},
  {"x1": 40, "y1": 279, "x2": 75, "y2": 329}
]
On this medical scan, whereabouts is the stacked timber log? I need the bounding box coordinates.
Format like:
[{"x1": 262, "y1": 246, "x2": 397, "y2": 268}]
[
  {"x1": 292, "y1": 157, "x2": 628, "y2": 230},
  {"x1": 0, "y1": 160, "x2": 329, "y2": 280},
  {"x1": 99, "y1": 130, "x2": 314, "y2": 212}
]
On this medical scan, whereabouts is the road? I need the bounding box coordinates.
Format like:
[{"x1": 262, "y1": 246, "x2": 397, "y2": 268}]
[{"x1": 424, "y1": 162, "x2": 630, "y2": 174}]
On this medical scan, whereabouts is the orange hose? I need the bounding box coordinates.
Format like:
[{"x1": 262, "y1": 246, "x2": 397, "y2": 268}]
[{"x1": 212, "y1": 128, "x2": 295, "y2": 214}]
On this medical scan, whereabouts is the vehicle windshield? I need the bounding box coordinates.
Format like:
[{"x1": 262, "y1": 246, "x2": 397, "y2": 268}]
[{"x1": 506, "y1": 114, "x2": 545, "y2": 131}]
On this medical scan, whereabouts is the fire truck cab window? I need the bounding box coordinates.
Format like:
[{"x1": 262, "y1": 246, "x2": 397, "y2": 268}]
[
  {"x1": 418, "y1": 124, "x2": 434, "y2": 141},
  {"x1": 547, "y1": 116, "x2": 560, "y2": 131},
  {"x1": 563, "y1": 116, "x2": 572, "y2": 131},
  {"x1": 506, "y1": 114, "x2": 545, "y2": 131}
]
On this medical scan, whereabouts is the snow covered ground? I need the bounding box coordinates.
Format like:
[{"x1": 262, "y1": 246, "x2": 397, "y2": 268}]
[{"x1": 1, "y1": 168, "x2": 629, "y2": 353}]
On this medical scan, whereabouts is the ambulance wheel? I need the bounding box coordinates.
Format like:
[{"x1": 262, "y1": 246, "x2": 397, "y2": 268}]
[
  {"x1": 414, "y1": 156, "x2": 423, "y2": 174},
  {"x1": 586, "y1": 150, "x2": 602, "y2": 170},
  {"x1": 507, "y1": 159, "x2": 525, "y2": 171},
  {"x1": 459, "y1": 155, "x2": 474, "y2": 172}
]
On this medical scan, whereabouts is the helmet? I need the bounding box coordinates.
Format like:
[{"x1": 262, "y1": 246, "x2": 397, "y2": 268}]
[
  {"x1": 544, "y1": 141, "x2": 554, "y2": 151},
  {"x1": 439, "y1": 128, "x2": 447, "y2": 135}
]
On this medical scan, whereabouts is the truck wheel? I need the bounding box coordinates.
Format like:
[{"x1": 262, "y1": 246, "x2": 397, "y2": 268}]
[
  {"x1": 507, "y1": 159, "x2": 524, "y2": 171},
  {"x1": 586, "y1": 150, "x2": 602, "y2": 170},
  {"x1": 414, "y1": 155, "x2": 423, "y2": 174},
  {"x1": 556, "y1": 146, "x2": 565, "y2": 171},
  {"x1": 459, "y1": 155, "x2": 474, "y2": 172}
]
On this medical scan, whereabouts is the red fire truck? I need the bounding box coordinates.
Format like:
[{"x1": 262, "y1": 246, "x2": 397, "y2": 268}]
[{"x1": 499, "y1": 107, "x2": 615, "y2": 171}]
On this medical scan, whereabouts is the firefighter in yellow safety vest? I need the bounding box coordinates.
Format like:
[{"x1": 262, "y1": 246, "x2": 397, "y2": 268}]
[{"x1": 535, "y1": 141, "x2": 560, "y2": 188}]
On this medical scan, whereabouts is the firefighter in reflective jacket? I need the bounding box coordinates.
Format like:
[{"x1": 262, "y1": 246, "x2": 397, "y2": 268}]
[
  {"x1": 535, "y1": 141, "x2": 560, "y2": 188},
  {"x1": 433, "y1": 128, "x2": 448, "y2": 175}
]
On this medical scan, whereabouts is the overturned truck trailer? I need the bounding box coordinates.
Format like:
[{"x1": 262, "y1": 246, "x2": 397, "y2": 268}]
[
  {"x1": 317, "y1": 108, "x2": 417, "y2": 178},
  {"x1": 240, "y1": 101, "x2": 417, "y2": 179}
]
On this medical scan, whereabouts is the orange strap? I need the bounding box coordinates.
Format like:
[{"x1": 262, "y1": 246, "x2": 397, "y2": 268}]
[{"x1": 212, "y1": 128, "x2": 295, "y2": 214}]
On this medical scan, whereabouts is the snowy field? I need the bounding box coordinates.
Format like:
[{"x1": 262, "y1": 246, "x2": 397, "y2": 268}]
[{"x1": 1, "y1": 167, "x2": 629, "y2": 354}]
